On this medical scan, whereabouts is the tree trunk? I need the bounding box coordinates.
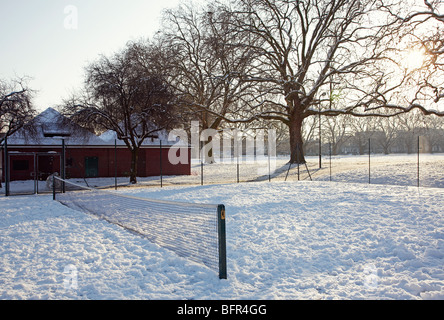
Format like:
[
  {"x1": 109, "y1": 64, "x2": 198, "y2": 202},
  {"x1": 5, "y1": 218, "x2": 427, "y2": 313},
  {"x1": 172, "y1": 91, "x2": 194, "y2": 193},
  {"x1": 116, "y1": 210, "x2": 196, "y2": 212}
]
[
  {"x1": 130, "y1": 148, "x2": 139, "y2": 184},
  {"x1": 289, "y1": 114, "x2": 306, "y2": 164},
  {"x1": 332, "y1": 143, "x2": 339, "y2": 156},
  {"x1": 383, "y1": 144, "x2": 390, "y2": 155}
]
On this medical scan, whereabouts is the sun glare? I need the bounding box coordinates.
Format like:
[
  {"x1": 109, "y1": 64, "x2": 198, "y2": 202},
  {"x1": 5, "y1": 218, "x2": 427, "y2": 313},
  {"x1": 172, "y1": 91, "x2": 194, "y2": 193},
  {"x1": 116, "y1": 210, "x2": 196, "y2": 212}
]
[{"x1": 404, "y1": 49, "x2": 426, "y2": 71}]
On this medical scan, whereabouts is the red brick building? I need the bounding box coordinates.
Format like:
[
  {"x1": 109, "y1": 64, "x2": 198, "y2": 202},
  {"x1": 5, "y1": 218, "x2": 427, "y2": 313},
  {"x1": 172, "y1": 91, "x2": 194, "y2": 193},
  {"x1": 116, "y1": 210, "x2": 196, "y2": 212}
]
[{"x1": 1, "y1": 108, "x2": 190, "y2": 182}]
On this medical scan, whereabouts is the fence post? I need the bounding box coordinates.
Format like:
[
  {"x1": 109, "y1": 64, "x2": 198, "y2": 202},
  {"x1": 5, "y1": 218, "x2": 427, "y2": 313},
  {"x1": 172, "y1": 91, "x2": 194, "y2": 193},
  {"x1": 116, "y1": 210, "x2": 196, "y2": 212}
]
[
  {"x1": 61, "y1": 139, "x2": 65, "y2": 193},
  {"x1": 5, "y1": 137, "x2": 9, "y2": 197},
  {"x1": 160, "y1": 141, "x2": 163, "y2": 188},
  {"x1": 297, "y1": 162, "x2": 300, "y2": 181},
  {"x1": 115, "y1": 139, "x2": 117, "y2": 190},
  {"x1": 201, "y1": 141, "x2": 204, "y2": 186},
  {"x1": 368, "y1": 138, "x2": 371, "y2": 184},
  {"x1": 297, "y1": 143, "x2": 300, "y2": 181},
  {"x1": 329, "y1": 142, "x2": 332, "y2": 182},
  {"x1": 417, "y1": 136, "x2": 420, "y2": 188},
  {"x1": 237, "y1": 154, "x2": 239, "y2": 183},
  {"x1": 53, "y1": 175, "x2": 56, "y2": 201},
  {"x1": 236, "y1": 135, "x2": 240, "y2": 183},
  {"x1": 33, "y1": 153, "x2": 37, "y2": 194}
]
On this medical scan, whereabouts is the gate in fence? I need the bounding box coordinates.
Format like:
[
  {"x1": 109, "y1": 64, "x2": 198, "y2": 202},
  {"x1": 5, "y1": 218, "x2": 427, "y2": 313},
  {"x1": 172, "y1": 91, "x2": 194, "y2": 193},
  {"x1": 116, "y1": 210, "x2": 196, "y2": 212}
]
[{"x1": 2, "y1": 149, "x2": 62, "y2": 196}]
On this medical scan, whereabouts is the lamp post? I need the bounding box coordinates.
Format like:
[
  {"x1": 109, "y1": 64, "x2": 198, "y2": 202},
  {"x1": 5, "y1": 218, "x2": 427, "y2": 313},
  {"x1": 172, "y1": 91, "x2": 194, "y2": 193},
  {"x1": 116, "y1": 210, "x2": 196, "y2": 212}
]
[
  {"x1": 319, "y1": 92, "x2": 328, "y2": 169},
  {"x1": 319, "y1": 104, "x2": 322, "y2": 169},
  {"x1": 4, "y1": 137, "x2": 9, "y2": 196},
  {"x1": 52, "y1": 136, "x2": 66, "y2": 193},
  {"x1": 0, "y1": 137, "x2": 4, "y2": 190}
]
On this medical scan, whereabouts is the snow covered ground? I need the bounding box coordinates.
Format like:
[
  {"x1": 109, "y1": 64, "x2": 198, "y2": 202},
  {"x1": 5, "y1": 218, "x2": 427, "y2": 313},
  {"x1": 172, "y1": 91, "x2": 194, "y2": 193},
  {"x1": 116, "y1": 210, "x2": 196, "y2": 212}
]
[{"x1": 1, "y1": 154, "x2": 444, "y2": 300}]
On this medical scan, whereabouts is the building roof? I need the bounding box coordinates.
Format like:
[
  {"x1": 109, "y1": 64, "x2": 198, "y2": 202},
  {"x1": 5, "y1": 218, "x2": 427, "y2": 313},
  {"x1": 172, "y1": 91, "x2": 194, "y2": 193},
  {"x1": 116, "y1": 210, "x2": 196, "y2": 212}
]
[
  {"x1": 6, "y1": 108, "x2": 186, "y2": 147},
  {"x1": 6, "y1": 108, "x2": 104, "y2": 146},
  {"x1": 98, "y1": 128, "x2": 174, "y2": 146}
]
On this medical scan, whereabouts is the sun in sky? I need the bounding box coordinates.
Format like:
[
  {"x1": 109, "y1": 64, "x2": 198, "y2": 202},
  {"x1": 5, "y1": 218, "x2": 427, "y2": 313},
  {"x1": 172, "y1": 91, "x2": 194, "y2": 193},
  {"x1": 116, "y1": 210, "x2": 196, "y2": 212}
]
[{"x1": 403, "y1": 48, "x2": 427, "y2": 72}]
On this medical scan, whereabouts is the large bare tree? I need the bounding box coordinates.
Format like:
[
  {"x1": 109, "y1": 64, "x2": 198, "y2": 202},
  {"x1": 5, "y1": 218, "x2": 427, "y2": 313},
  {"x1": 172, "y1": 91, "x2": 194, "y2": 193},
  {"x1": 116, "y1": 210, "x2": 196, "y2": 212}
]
[
  {"x1": 216, "y1": 0, "x2": 444, "y2": 164},
  {"x1": 160, "y1": 2, "x2": 260, "y2": 162},
  {"x1": 63, "y1": 43, "x2": 178, "y2": 184}
]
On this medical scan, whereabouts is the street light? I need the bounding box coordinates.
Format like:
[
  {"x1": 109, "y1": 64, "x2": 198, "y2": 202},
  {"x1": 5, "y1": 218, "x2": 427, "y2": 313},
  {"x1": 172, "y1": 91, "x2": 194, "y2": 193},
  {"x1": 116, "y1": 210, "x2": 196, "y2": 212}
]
[
  {"x1": 319, "y1": 92, "x2": 328, "y2": 169},
  {"x1": 52, "y1": 136, "x2": 67, "y2": 193}
]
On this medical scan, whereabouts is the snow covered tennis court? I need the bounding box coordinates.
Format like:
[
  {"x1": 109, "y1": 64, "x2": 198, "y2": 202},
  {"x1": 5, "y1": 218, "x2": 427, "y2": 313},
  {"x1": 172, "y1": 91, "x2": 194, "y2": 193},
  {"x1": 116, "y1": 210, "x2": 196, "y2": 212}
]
[{"x1": 1, "y1": 154, "x2": 444, "y2": 299}]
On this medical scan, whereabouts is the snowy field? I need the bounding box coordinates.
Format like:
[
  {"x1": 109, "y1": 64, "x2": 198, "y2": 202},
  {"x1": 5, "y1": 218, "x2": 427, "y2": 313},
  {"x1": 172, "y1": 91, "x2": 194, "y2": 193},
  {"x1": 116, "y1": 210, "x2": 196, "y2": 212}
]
[{"x1": 1, "y1": 154, "x2": 444, "y2": 300}]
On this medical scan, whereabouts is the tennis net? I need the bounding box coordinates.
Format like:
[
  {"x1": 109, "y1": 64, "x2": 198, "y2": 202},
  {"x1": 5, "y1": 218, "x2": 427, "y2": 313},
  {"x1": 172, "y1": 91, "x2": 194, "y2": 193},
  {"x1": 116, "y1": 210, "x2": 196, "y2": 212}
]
[{"x1": 53, "y1": 177, "x2": 227, "y2": 279}]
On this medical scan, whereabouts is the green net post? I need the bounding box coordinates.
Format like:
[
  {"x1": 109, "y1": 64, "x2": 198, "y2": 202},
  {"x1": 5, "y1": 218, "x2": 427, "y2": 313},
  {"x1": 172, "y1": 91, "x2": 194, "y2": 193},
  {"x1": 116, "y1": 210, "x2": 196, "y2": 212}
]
[
  {"x1": 53, "y1": 175, "x2": 56, "y2": 200},
  {"x1": 218, "y1": 204, "x2": 227, "y2": 279}
]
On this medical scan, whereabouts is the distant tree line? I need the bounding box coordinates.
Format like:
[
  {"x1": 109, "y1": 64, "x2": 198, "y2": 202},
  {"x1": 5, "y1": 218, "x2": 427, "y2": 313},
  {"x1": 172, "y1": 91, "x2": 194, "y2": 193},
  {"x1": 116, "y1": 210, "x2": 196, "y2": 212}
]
[{"x1": 300, "y1": 110, "x2": 444, "y2": 156}]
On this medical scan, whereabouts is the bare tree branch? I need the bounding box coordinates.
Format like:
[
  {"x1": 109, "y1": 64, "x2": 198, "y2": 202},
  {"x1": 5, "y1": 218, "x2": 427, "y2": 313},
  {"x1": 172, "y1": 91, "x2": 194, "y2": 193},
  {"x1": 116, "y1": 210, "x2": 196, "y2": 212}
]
[
  {"x1": 220, "y1": 0, "x2": 415, "y2": 163},
  {"x1": 0, "y1": 77, "x2": 36, "y2": 143},
  {"x1": 62, "y1": 43, "x2": 179, "y2": 183}
]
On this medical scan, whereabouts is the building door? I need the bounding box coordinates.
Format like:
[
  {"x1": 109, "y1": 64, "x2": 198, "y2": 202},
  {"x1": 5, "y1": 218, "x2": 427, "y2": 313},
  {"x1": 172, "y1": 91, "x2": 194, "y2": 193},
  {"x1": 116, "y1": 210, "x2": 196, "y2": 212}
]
[
  {"x1": 37, "y1": 154, "x2": 58, "y2": 181},
  {"x1": 85, "y1": 157, "x2": 99, "y2": 177}
]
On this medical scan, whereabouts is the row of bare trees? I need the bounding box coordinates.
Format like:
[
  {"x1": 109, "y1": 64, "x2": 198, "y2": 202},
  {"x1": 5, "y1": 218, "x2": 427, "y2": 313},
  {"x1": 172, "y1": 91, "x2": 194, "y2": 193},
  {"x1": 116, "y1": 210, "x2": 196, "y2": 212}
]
[
  {"x1": 301, "y1": 110, "x2": 444, "y2": 155},
  {"x1": 2, "y1": 0, "x2": 444, "y2": 184}
]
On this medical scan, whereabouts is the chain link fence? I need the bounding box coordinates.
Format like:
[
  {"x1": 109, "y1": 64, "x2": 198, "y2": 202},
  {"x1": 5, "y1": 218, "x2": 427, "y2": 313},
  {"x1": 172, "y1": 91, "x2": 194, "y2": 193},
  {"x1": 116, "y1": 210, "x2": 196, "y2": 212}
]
[{"x1": 2, "y1": 136, "x2": 444, "y2": 195}]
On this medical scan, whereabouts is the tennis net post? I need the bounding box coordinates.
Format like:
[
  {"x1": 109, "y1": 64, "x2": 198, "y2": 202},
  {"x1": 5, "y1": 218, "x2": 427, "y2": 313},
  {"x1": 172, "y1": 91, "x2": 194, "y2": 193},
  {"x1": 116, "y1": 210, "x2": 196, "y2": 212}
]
[{"x1": 217, "y1": 204, "x2": 227, "y2": 279}]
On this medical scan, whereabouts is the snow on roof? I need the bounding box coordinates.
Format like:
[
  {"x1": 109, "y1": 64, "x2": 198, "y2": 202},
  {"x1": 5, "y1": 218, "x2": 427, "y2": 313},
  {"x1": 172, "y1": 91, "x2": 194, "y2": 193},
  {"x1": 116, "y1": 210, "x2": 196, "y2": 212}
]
[
  {"x1": 99, "y1": 129, "x2": 188, "y2": 146},
  {"x1": 7, "y1": 108, "x2": 188, "y2": 147},
  {"x1": 7, "y1": 108, "x2": 108, "y2": 146}
]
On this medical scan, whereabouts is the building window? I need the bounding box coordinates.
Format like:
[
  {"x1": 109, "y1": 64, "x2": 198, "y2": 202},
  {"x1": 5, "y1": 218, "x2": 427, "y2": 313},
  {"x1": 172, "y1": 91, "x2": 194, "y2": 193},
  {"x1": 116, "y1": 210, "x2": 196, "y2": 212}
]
[
  {"x1": 13, "y1": 160, "x2": 29, "y2": 171},
  {"x1": 85, "y1": 157, "x2": 99, "y2": 177}
]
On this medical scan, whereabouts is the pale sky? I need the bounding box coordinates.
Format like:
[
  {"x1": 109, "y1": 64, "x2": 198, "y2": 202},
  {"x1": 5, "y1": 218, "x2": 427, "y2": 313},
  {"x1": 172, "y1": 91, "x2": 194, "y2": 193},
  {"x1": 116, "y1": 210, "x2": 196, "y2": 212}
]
[{"x1": 0, "y1": 0, "x2": 183, "y2": 112}]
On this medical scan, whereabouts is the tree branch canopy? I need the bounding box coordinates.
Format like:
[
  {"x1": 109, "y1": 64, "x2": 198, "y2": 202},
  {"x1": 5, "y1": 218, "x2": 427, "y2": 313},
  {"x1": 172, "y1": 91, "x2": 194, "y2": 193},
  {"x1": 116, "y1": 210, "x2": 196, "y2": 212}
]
[
  {"x1": 62, "y1": 42, "x2": 179, "y2": 183},
  {"x1": 160, "y1": 2, "x2": 260, "y2": 133},
  {"x1": 205, "y1": 0, "x2": 444, "y2": 163},
  {"x1": 0, "y1": 77, "x2": 36, "y2": 143}
]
